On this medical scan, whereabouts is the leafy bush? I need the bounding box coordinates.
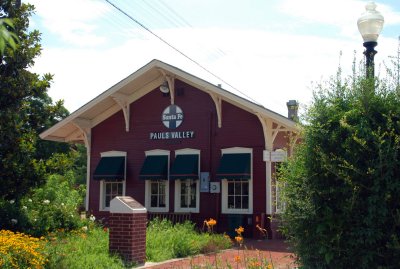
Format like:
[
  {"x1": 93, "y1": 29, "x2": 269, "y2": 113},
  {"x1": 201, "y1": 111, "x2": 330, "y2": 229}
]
[
  {"x1": 0, "y1": 198, "x2": 30, "y2": 231},
  {"x1": 280, "y1": 69, "x2": 400, "y2": 268},
  {"x1": 146, "y1": 218, "x2": 232, "y2": 262},
  {"x1": 21, "y1": 171, "x2": 85, "y2": 236},
  {"x1": 0, "y1": 230, "x2": 47, "y2": 269}
]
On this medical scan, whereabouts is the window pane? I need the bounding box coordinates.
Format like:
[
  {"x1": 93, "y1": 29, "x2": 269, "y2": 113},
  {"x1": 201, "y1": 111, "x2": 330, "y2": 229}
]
[
  {"x1": 228, "y1": 196, "x2": 234, "y2": 208},
  {"x1": 189, "y1": 193, "x2": 196, "y2": 208},
  {"x1": 181, "y1": 182, "x2": 187, "y2": 194},
  {"x1": 104, "y1": 182, "x2": 124, "y2": 208},
  {"x1": 235, "y1": 182, "x2": 241, "y2": 195},
  {"x1": 235, "y1": 196, "x2": 242, "y2": 209},
  {"x1": 242, "y1": 196, "x2": 249, "y2": 209},
  {"x1": 228, "y1": 182, "x2": 234, "y2": 195},
  {"x1": 181, "y1": 194, "x2": 187, "y2": 207},
  {"x1": 105, "y1": 196, "x2": 111, "y2": 208},
  {"x1": 159, "y1": 182, "x2": 165, "y2": 195},
  {"x1": 190, "y1": 182, "x2": 196, "y2": 193},
  {"x1": 242, "y1": 182, "x2": 249, "y2": 195},
  {"x1": 159, "y1": 195, "x2": 165, "y2": 207},
  {"x1": 151, "y1": 182, "x2": 158, "y2": 195},
  {"x1": 151, "y1": 195, "x2": 158, "y2": 207}
]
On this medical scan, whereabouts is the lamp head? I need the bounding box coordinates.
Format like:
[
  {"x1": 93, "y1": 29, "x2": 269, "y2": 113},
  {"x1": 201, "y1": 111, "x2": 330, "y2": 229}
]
[
  {"x1": 160, "y1": 81, "x2": 169, "y2": 93},
  {"x1": 357, "y1": 1, "x2": 384, "y2": 42}
]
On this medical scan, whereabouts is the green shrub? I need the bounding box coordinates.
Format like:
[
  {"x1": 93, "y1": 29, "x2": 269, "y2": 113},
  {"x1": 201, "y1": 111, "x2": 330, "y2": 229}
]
[
  {"x1": 21, "y1": 171, "x2": 85, "y2": 236},
  {"x1": 0, "y1": 198, "x2": 30, "y2": 232},
  {"x1": 280, "y1": 69, "x2": 400, "y2": 268}
]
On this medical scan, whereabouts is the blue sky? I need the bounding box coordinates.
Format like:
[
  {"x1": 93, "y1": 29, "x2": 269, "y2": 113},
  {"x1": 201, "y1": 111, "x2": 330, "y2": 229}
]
[{"x1": 24, "y1": 0, "x2": 400, "y2": 117}]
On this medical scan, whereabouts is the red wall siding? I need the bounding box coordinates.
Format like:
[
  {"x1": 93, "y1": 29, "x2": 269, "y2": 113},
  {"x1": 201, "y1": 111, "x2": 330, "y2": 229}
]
[{"x1": 89, "y1": 79, "x2": 291, "y2": 236}]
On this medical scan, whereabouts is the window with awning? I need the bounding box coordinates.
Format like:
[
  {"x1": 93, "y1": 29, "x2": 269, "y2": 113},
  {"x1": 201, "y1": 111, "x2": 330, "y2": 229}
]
[
  {"x1": 93, "y1": 156, "x2": 126, "y2": 181},
  {"x1": 139, "y1": 155, "x2": 168, "y2": 180},
  {"x1": 216, "y1": 153, "x2": 251, "y2": 180},
  {"x1": 170, "y1": 154, "x2": 199, "y2": 180}
]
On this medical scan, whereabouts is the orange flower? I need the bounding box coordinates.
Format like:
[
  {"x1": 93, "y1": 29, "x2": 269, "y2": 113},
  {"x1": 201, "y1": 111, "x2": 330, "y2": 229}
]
[
  {"x1": 234, "y1": 255, "x2": 241, "y2": 263},
  {"x1": 235, "y1": 226, "x2": 244, "y2": 235},
  {"x1": 235, "y1": 236, "x2": 243, "y2": 244},
  {"x1": 250, "y1": 261, "x2": 261, "y2": 267},
  {"x1": 207, "y1": 218, "x2": 217, "y2": 226}
]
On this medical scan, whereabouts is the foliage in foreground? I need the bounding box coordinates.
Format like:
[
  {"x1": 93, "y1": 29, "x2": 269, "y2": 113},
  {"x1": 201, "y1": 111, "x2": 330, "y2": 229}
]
[
  {"x1": 146, "y1": 218, "x2": 232, "y2": 262},
  {"x1": 45, "y1": 226, "x2": 124, "y2": 269},
  {"x1": 280, "y1": 67, "x2": 400, "y2": 268},
  {"x1": 1, "y1": 170, "x2": 85, "y2": 236},
  {"x1": 0, "y1": 230, "x2": 47, "y2": 269}
]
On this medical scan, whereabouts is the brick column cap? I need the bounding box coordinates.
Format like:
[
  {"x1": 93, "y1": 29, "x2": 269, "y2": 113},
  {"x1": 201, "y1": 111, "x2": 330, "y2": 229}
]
[{"x1": 110, "y1": 196, "x2": 147, "y2": 214}]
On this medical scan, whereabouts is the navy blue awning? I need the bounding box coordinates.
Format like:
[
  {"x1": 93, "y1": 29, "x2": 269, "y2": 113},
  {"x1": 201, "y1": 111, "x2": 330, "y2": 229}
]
[
  {"x1": 216, "y1": 153, "x2": 251, "y2": 180},
  {"x1": 170, "y1": 154, "x2": 199, "y2": 180},
  {"x1": 139, "y1": 155, "x2": 168, "y2": 180},
  {"x1": 93, "y1": 156, "x2": 125, "y2": 181}
]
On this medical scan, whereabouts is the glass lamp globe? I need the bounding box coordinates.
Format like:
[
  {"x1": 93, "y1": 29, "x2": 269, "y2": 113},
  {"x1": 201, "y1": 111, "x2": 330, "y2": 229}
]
[{"x1": 357, "y1": 1, "x2": 384, "y2": 42}]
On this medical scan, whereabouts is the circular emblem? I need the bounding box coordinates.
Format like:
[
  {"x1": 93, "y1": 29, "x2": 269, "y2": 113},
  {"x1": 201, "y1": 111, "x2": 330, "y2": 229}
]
[{"x1": 162, "y1": 105, "x2": 183, "y2": 129}]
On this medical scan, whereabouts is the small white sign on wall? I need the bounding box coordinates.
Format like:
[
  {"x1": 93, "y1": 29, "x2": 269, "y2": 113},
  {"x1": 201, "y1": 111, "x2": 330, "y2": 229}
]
[
  {"x1": 271, "y1": 150, "x2": 287, "y2": 162},
  {"x1": 210, "y1": 182, "x2": 220, "y2": 193},
  {"x1": 263, "y1": 150, "x2": 271, "y2": 162},
  {"x1": 200, "y1": 172, "x2": 210, "y2": 192}
]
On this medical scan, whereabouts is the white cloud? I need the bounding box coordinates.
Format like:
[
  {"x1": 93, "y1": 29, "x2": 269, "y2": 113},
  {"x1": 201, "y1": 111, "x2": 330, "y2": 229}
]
[
  {"x1": 27, "y1": 0, "x2": 110, "y2": 46},
  {"x1": 28, "y1": 0, "x2": 400, "y2": 117}
]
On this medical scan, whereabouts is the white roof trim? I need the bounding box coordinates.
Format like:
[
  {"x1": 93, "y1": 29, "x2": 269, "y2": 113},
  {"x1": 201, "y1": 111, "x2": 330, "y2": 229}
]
[{"x1": 40, "y1": 59, "x2": 298, "y2": 143}]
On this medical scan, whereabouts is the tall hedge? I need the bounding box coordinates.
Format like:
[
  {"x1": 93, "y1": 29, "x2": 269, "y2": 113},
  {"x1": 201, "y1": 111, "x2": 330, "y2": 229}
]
[{"x1": 280, "y1": 69, "x2": 400, "y2": 268}]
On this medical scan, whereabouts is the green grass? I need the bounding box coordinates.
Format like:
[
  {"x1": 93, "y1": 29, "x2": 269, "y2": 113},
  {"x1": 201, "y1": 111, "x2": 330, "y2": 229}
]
[
  {"x1": 44, "y1": 226, "x2": 125, "y2": 269},
  {"x1": 146, "y1": 218, "x2": 232, "y2": 262},
  {"x1": 43, "y1": 219, "x2": 232, "y2": 268}
]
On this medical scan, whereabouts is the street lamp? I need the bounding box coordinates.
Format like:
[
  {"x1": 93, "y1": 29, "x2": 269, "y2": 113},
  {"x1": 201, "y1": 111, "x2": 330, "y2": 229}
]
[{"x1": 357, "y1": 1, "x2": 384, "y2": 78}]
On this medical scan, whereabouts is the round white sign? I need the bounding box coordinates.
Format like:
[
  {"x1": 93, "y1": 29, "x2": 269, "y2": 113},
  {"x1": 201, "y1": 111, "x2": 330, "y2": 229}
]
[{"x1": 162, "y1": 105, "x2": 183, "y2": 129}]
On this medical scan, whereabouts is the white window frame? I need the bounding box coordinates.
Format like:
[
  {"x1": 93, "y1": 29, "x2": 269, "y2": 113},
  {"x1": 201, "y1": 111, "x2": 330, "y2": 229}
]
[
  {"x1": 174, "y1": 149, "x2": 200, "y2": 213},
  {"x1": 99, "y1": 151, "x2": 127, "y2": 211},
  {"x1": 221, "y1": 147, "x2": 253, "y2": 214},
  {"x1": 144, "y1": 149, "x2": 170, "y2": 212}
]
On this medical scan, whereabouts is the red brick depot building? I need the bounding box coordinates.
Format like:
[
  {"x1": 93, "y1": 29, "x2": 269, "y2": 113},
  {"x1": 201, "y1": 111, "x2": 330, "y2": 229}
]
[{"x1": 40, "y1": 60, "x2": 300, "y2": 238}]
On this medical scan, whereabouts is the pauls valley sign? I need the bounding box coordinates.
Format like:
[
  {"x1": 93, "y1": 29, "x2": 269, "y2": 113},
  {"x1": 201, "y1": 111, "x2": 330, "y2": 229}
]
[{"x1": 150, "y1": 104, "x2": 195, "y2": 140}]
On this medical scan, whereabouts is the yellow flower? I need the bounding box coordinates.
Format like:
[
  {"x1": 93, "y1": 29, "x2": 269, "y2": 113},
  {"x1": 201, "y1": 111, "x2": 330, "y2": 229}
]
[
  {"x1": 0, "y1": 229, "x2": 47, "y2": 269},
  {"x1": 267, "y1": 264, "x2": 272, "y2": 269}
]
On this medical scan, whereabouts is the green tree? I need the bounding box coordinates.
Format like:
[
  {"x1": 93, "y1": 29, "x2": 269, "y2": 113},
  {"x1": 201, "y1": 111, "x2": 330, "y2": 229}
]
[
  {"x1": 280, "y1": 63, "x2": 400, "y2": 268},
  {"x1": 0, "y1": 1, "x2": 70, "y2": 200},
  {"x1": 0, "y1": 18, "x2": 18, "y2": 54}
]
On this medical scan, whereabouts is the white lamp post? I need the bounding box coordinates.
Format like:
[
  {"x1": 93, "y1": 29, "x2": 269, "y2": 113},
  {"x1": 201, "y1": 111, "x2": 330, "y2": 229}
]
[{"x1": 357, "y1": 1, "x2": 384, "y2": 78}]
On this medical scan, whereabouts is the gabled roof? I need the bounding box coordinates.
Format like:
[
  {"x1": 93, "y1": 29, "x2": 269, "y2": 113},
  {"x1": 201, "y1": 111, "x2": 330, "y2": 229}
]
[{"x1": 40, "y1": 59, "x2": 298, "y2": 144}]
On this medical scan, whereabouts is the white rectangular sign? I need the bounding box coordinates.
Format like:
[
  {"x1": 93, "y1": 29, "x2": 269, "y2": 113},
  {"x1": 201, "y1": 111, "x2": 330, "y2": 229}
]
[
  {"x1": 263, "y1": 150, "x2": 271, "y2": 162},
  {"x1": 271, "y1": 150, "x2": 287, "y2": 162}
]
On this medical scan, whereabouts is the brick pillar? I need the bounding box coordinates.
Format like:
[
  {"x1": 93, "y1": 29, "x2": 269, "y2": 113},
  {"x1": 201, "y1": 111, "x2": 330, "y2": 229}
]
[{"x1": 109, "y1": 196, "x2": 147, "y2": 265}]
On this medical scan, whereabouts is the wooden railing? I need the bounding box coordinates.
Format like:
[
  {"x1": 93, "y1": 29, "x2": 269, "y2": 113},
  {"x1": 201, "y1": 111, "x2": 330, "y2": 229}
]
[{"x1": 148, "y1": 212, "x2": 191, "y2": 224}]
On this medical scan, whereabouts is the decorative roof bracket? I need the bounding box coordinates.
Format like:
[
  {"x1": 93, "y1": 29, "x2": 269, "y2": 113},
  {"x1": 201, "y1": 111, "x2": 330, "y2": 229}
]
[
  {"x1": 208, "y1": 92, "x2": 222, "y2": 128},
  {"x1": 111, "y1": 93, "x2": 130, "y2": 132},
  {"x1": 72, "y1": 117, "x2": 92, "y2": 149}
]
